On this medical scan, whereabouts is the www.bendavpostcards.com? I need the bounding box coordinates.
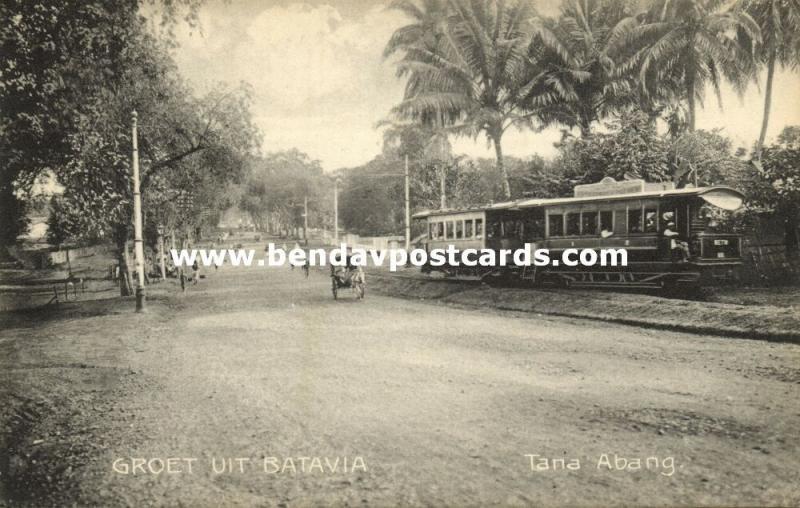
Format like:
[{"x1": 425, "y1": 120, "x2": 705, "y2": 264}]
[{"x1": 169, "y1": 244, "x2": 628, "y2": 272}]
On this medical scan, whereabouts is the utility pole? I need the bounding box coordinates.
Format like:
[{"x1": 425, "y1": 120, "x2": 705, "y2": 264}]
[
  {"x1": 333, "y1": 178, "x2": 339, "y2": 244},
  {"x1": 440, "y1": 165, "x2": 446, "y2": 209},
  {"x1": 404, "y1": 154, "x2": 410, "y2": 251},
  {"x1": 131, "y1": 110, "x2": 146, "y2": 312},
  {"x1": 303, "y1": 195, "x2": 308, "y2": 245},
  {"x1": 440, "y1": 135, "x2": 447, "y2": 209}
]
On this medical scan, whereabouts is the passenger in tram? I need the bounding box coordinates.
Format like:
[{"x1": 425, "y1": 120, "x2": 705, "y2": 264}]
[{"x1": 663, "y1": 222, "x2": 690, "y2": 261}]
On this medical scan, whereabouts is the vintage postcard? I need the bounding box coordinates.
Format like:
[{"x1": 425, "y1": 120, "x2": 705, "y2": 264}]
[{"x1": 1, "y1": 0, "x2": 799, "y2": 506}]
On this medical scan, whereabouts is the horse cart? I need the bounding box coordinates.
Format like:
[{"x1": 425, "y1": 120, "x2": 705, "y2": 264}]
[{"x1": 330, "y1": 262, "x2": 365, "y2": 300}]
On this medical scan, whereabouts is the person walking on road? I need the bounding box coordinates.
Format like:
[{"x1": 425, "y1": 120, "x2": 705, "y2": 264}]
[{"x1": 191, "y1": 260, "x2": 200, "y2": 284}]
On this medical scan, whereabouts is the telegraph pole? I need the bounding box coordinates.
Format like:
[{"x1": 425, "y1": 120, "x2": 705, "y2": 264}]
[
  {"x1": 440, "y1": 165, "x2": 446, "y2": 209},
  {"x1": 131, "y1": 110, "x2": 146, "y2": 312},
  {"x1": 303, "y1": 195, "x2": 308, "y2": 245},
  {"x1": 333, "y1": 178, "x2": 339, "y2": 243},
  {"x1": 404, "y1": 154, "x2": 410, "y2": 251},
  {"x1": 440, "y1": 136, "x2": 447, "y2": 209}
]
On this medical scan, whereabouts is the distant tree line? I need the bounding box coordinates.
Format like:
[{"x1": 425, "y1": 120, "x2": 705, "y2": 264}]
[{"x1": 239, "y1": 149, "x2": 333, "y2": 237}]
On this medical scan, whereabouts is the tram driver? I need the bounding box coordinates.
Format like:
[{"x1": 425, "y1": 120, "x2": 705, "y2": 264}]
[{"x1": 663, "y1": 222, "x2": 690, "y2": 262}]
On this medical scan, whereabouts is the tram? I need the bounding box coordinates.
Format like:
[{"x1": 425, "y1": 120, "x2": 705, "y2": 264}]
[{"x1": 413, "y1": 177, "x2": 745, "y2": 288}]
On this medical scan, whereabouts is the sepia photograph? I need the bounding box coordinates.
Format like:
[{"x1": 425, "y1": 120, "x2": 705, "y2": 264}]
[{"x1": 1, "y1": 0, "x2": 799, "y2": 505}]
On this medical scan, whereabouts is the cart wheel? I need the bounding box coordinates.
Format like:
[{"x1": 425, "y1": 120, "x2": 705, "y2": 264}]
[{"x1": 331, "y1": 279, "x2": 338, "y2": 300}]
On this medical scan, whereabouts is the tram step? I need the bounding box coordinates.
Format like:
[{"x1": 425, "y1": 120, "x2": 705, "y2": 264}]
[{"x1": 567, "y1": 282, "x2": 661, "y2": 289}]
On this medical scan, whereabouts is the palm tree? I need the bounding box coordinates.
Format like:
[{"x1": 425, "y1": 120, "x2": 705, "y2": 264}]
[
  {"x1": 524, "y1": 0, "x2": 642, "y2": 137},
  {"x1": 384, "y1": 0, "x2": 451, "y2": 58},
  {"x1": 745, "y1": 0, "x2": 800, "y2": 159},
  {"x1": 385, "y1": 0, "x2": 539, "y2": 199},
  {"x1": 631, "y1": 0, "x2": 760, "y2": 132}
]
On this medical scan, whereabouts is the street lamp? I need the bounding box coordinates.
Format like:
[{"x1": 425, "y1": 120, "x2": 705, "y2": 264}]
[{"x1": 131, "y1": 110, "x2": 146, "y2": 312}]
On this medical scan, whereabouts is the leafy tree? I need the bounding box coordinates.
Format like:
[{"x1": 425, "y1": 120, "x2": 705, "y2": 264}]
[
  {"x1": 45, "y1": 197, "x2": 73, "y2": 249},
  {"x1": 381, "y1": 122, "x2": 456, "y2": 210},
  {"x1": 0, "y1": 0, "x2": 133, "y2": 247},
  {"x1": 338, "y1": 156, "x2": 405, "y2": 236},
  {"x1": 385, "y1": 0, "x2": 539, "y2": 199},
  {"x1": 631, "y1": 0, "x2": 760, "y2": 132},
  {"x1": 744, "y1": 126, "x2": 800, "y2": 253},
  {"x1": 240, "y1": 150, "x2": 330, "y2": 237},
  {"x1": 525, "y1": 0, "x2": 640, "y2": 136},
  {"x1": 46, "y1": 18, "x2": 259, "y2": 294},
  {"x1": 0, "y1": 0, "x2": 203, "y2": 248},
  {"x1": 744, "y1": 0, "x2": 800, "y2": 159},
  {"x1": 508, "y1": 155, "x2": 575, "y2": 199},
  {"x1": 668, "y1": 128, "x2": 749, "y2": 187},
  {"x1": 552, "y1": 110, "x2": 671, "y2": 185},
  {"x1": 384, "y1": 0, "x2": 450, "y2": 58}
]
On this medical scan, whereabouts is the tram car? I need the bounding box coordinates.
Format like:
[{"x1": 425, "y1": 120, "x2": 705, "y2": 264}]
[{"x1": 412, "y1": 177, "x2": 745, "y2": 289}]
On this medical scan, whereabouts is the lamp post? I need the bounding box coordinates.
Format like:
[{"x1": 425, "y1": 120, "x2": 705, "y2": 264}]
[{"x1": 132, "y1": 110, "x2": 146, "y2": 312}]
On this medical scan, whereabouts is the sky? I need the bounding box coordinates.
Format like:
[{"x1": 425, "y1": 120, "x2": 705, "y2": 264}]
[{"x1": 171, "y1": 0, "x2": 800, "y2": 171}]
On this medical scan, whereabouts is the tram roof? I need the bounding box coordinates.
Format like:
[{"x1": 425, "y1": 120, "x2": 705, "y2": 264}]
[{"x1": 412, "y1": 185, "x2": 745, "y2": 219}]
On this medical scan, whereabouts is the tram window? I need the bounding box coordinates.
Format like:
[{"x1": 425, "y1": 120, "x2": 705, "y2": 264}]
[
  {"x1": 429, "y1": 223, "x2": 435, "y2": 239},
  {"x1": 548, "y1": 214, "x2": 564, "y2": 237},
  {"x1": 644, "y1": 208, "x2": 658, "y2": 233},
  {"x1": 488, "y1": 221, "x2": 501, "y2": 238},
  {"x1": 661, "y1": 209, "x2": 676, "y2": 231},
  {"x1": 524, "y1": 218, "x2": 544, "y2": 241},
  {"x1": 503, "y1": 220, "x2": 518, "y2": 237},
  {"x1": 566, "y1": 213, "x2": 580, "y2": 236},
  {"x1": 628, "y1": 208, "x2": 643, "y2": 233},
  {"x1": 465, "y1": 220, "x2": 473, "y2": 238},
  {"x1": 455, "y1": 220, "x2": 464, "y2": 239},
  {"x1": 600, "y1": 211, "x2": 613, "y2": 233},
  {"x1": 475, "y1": 219, "x2": 483, "y2": 238},
  {"x1": 445, "y1": 221, "x2": 453, "y2": 239},
  {"x1": 582, "y1": 212, "x2": 598, "y2": 236}
]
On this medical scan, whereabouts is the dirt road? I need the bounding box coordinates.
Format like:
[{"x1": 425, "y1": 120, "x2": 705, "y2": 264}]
[{"x1": 1, "y1": 260, "x2": 799, "y2": 506}]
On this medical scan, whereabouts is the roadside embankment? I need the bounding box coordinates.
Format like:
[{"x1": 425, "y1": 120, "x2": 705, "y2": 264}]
[{"x1": 365, "y1": 272, "x2": 800, "y2": 343}]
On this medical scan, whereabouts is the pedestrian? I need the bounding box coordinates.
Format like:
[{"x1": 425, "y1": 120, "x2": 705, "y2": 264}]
[
  {"x1": 283, "y1": 243, "x2": 292, "y2": 269},
  {"x1": 191, "y1": 259, "x2": 200, "y2": 284},
  {"x1": 292, "y1": 241, "x2": 302, "y2": 271}
]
